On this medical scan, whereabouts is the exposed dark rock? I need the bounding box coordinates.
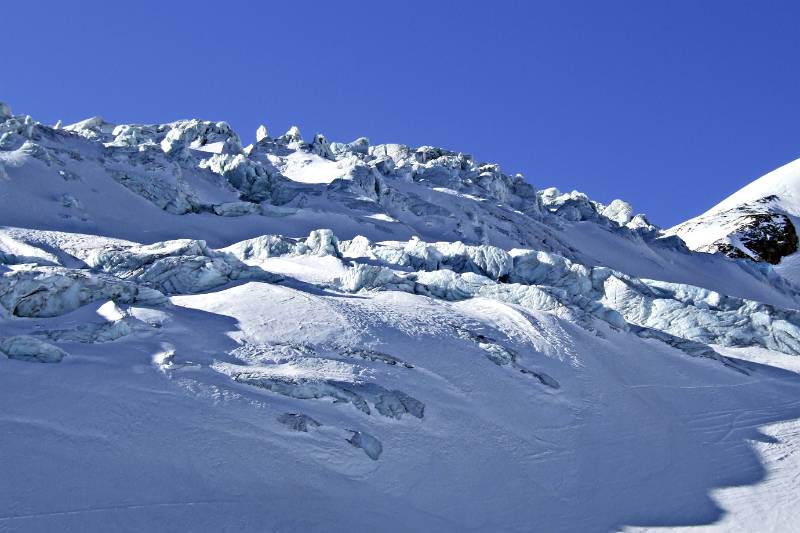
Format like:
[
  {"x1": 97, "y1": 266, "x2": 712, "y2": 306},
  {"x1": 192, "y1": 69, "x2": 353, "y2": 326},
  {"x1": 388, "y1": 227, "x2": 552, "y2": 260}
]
[{"x1": 711, "y1": 211, "x2": 797, "y2": 264}]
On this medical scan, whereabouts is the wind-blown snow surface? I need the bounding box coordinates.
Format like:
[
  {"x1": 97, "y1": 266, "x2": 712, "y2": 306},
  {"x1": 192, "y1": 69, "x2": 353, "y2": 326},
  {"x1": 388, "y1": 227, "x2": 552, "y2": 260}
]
[{"x1": 3, "y1": 104, "x2": 800, "y2": 532}]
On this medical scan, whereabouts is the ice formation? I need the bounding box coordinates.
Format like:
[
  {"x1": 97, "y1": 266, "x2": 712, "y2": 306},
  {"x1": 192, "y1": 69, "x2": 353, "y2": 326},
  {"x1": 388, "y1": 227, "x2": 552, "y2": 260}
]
[{"x1": 6, "y1": 103, "x2": 800, "y2": 531}]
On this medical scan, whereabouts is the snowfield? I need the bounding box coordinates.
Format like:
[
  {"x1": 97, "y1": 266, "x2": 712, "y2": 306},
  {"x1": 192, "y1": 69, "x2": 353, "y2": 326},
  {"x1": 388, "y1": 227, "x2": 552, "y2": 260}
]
[{"x1": 3, "y1": 103, "x2": 800, "y2": 532}]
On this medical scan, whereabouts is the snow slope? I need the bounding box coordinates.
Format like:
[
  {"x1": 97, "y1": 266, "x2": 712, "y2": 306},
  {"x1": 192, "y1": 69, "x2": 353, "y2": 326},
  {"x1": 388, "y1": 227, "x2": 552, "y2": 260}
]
[
  {"x1": 699, "y1": 157, "x2": 800, "y2": 218},
  {"x1": 670, "y1": 156, "x2": 800, "y2": 275},
  {"x1": 4, "y1": 103, "x2": 800, "y2": 532}
]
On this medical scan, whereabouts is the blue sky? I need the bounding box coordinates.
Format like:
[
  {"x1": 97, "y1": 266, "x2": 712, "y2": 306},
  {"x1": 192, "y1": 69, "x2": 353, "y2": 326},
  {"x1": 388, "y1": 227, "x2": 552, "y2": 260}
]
[{"x1": 3, "y1": 0, "x2": 799, "y2": 226}]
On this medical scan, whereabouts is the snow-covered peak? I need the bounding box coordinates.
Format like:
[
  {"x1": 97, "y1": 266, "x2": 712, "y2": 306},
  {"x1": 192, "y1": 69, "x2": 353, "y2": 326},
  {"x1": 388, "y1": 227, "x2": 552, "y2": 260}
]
[
  {"x1": 704, "y1": 156, "x2": 800, "y2": 217},
  {"x1": 671, "y1": 155, "x2": 800, "y2": 268}
]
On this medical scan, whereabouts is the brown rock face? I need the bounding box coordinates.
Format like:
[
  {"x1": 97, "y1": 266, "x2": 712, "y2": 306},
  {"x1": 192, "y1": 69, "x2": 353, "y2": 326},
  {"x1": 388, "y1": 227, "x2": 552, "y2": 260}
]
[{"x1": 709, "y1": 210, "x2": 798, "y2": 265}]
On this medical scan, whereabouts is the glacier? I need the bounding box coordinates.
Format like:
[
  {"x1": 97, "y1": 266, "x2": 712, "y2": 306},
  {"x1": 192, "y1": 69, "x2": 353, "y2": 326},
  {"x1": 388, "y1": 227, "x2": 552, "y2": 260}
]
[{"x1": 3, "y1": 103, "x2": 800, "y2": 532}]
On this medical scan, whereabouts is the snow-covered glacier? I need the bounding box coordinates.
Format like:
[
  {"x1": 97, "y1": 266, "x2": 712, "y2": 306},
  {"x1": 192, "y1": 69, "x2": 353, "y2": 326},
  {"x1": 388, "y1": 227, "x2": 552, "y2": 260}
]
[{"x1": 4, "y1": 102, "x2": 800, "y2": 532}]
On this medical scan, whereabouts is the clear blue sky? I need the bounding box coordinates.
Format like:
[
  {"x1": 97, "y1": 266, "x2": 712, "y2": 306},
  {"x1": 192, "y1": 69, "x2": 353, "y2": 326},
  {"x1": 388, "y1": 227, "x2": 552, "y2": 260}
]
[{"x1": 3, "y1": 0, "x2": 800, "y2": 226}]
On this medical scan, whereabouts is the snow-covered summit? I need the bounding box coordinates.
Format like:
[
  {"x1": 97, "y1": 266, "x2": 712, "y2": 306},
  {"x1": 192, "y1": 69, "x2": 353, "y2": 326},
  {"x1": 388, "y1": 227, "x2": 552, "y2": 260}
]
[
  {"x1": 670, "y1": 156, "x2": 800, "y2": 270},
  {"x1": 701, "y1": 156, "x2": 800, "y2": 217}
]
